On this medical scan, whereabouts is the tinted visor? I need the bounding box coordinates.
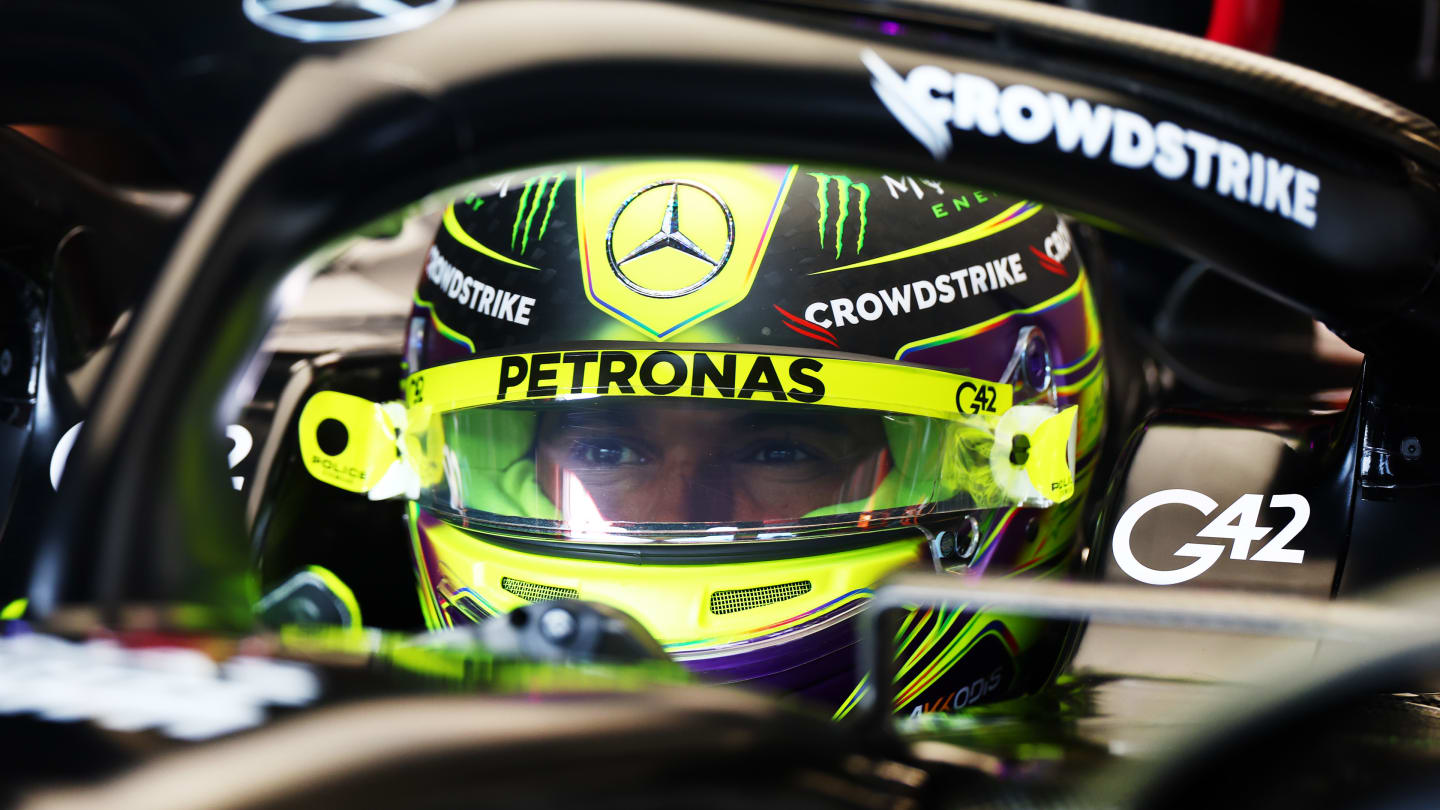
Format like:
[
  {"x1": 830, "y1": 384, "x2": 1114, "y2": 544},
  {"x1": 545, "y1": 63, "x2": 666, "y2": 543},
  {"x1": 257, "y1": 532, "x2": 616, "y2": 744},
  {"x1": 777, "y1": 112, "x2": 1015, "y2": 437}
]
[
  {"x1": 534, "y1": 400, "x2": 890, "y2": 524},
  {"x1": 402, "y1": 348, "x2": 1077, "y2": 542}
]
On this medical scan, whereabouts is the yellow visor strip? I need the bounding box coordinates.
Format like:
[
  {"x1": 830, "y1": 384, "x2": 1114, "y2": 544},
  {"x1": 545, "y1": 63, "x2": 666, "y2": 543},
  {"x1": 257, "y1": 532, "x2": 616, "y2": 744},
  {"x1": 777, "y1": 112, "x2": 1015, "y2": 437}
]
[
  {"x1": 401, "y1": 347, "x2": 1014, "y2": 422},
  {"x1": 300, "y1": 386, "x2": 1076, "y2": 506}
]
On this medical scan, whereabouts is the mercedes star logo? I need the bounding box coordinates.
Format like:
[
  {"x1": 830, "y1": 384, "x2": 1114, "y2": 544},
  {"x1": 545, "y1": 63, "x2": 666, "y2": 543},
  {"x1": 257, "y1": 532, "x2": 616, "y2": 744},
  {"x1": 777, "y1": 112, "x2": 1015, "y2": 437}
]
[
  {"x1": 605, "y1": 180, "x2": 735, "y2": 299},
  {"x1": 242, "y1": 0, "x2": 454, "y2": 43}
]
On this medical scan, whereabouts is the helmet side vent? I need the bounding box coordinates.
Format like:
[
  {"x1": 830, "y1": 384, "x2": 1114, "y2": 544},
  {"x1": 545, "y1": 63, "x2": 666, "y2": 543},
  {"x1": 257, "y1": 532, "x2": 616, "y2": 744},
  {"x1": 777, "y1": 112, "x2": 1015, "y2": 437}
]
[
  {"x1": 709, "y1": 581, "x2": 813, "y2": 615},
  {"x1": 500, "y1": 576, "x2": 579, "y2": 602}
]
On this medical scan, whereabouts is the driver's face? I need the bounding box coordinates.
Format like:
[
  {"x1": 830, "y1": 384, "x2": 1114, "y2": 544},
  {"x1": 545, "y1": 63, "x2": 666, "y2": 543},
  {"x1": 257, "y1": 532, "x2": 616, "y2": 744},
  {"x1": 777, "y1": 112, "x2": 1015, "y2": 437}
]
[{"x1": 534, "y1": 403, "x2": 889, "y2": 524}]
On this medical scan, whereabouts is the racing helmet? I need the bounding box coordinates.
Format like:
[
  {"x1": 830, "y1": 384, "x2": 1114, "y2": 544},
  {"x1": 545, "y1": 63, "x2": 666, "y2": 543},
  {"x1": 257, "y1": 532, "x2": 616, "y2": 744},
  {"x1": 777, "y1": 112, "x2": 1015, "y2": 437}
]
[{"x1": 303, "y1": 160, "x2": 1105, "y2": 716}]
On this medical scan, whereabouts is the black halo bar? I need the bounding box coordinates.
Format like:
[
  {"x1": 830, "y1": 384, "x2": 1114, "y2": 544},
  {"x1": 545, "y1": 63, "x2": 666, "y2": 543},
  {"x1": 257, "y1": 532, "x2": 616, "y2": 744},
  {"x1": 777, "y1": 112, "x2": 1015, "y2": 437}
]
[{"x1": 31, "y1": 0, "x2": 1440, "y2": 621}]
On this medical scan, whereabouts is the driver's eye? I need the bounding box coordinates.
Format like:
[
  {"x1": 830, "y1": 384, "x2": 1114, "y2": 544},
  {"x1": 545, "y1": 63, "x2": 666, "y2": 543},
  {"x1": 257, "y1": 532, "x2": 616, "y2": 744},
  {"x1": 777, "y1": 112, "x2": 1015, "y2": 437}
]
[
  {"x1": 569, "y1": 439, "x2": 646, "y2": 467},
  {"x1": 740, "y1": 442, "x2": 818, "y2": 465}
]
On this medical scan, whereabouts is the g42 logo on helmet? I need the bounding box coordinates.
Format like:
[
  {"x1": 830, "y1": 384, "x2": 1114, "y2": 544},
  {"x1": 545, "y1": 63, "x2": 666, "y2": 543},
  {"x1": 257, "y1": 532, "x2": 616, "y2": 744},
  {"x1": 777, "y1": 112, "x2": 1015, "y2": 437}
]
[
  {"x1": 1112, "y1": 489, "x2": 1310, "y2": 585},
  {"x1": 955, "y1": 380, "x2": 1000, "y2": 415}
]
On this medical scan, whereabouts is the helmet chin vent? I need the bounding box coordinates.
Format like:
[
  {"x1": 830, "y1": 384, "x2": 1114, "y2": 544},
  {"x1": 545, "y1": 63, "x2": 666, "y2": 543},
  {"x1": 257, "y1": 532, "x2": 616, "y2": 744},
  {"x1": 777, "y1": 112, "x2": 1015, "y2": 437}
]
[
  {"x1": 501, "y1": 577, "x2": 579, "y2": 602},
  {"x1": 709, "y1": 581, "x2": 813, "y2": 615}
]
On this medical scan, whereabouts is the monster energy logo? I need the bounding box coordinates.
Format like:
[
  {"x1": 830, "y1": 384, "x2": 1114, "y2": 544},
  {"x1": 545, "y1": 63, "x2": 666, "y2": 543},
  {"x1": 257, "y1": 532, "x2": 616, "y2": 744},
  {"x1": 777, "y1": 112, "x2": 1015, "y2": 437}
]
[
  {"x1": 510, "y1": 171, "x2": 567, "y2": 254},
  {"x1": 809, "y1": 173, "x2": 870, "y2": 258}
]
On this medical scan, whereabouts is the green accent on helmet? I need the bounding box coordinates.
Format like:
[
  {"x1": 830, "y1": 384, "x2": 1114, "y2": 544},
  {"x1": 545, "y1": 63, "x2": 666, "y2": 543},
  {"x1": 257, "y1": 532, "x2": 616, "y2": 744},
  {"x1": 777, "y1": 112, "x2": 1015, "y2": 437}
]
[
  {"x1": 520, "y1": 177, "x2": 545, "y2": 253},
  {"x1": 1, "y1": 598, "x2": 26, "y2": 621},
  {"x1": 443, "y1": 205, "x2": 540, "y2": 272},
  {"x1": 855, "y1": 183, "x2": 870, "y2": 254},
  {"x1": 413, "y1": 289, "x2": 477, "y2": 352},
  {"x1": 897, "y1": 274, "x2": 1085, "y2": 357},
  {"x1": 408, "y1": 501, "x2": 448, "y2": 630},
  {"x1": 838, "y1": 609, "x2": 1037, "y2": 719},
  {"x1": 813, "y1": 199, "x2": 1042, "y2": 275},
  {"x1": 511, "y1": 179, "x2": 533, "y2": 251},
  {"x1": 833, "y1": 178, "x2": 855, "y2": 258},
  {"x1": 811, "y1": 172, "x2": 830, "y2": 250},
  {"x1": 508, "y1": 171, "x2": 569, "y2": 255},
  {"x1": 539, "y1": 171, "x2": 566, "y2": 247},
  {"x1": 809, "y1": 172, "x2": 871, "y2": 258},
  {"x1": 1054, "y1": 343, "x2": 1099, "y2": 375}
]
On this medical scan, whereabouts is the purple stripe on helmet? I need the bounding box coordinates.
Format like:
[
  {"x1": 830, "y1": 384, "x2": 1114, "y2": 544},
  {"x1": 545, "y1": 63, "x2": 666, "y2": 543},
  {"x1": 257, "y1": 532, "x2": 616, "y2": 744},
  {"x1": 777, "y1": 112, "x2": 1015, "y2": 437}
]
[
  {"x1": 900, "y1": 293, "x2": 1090, "y2": 392},
  {"x1": 680, "y1": 612, "x2": 861, "y2": 706}
]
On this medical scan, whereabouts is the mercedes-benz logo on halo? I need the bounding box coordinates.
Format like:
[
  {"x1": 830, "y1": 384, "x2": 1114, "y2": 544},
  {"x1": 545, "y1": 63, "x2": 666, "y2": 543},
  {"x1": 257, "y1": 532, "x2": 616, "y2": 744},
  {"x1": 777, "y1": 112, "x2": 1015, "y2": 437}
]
[
  {"x1": 605, "y1": 180, "x2": 736, "y2": 299},
  {"x1": 242, "y1": 0, "x2": 455, "y2": 43}
]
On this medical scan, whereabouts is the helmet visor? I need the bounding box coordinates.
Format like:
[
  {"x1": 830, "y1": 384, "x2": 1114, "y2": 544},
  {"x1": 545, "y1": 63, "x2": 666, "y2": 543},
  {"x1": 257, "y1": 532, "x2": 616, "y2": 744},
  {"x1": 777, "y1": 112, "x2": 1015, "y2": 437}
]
[{"x1": 403, "y1": 347, "x2": 1077, "y2": 543}]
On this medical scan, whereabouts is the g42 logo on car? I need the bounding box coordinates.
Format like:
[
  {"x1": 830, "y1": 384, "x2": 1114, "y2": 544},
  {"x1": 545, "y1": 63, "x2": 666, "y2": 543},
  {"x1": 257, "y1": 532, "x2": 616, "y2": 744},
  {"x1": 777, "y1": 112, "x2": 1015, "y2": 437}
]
[{"x1": 1112, "y1": 489, "x2": 1310, "y2": 585}]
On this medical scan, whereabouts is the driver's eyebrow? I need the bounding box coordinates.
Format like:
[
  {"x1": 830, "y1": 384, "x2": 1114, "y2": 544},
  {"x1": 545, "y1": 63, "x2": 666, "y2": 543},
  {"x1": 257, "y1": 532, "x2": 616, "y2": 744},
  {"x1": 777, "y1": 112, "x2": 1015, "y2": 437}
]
[{"x1": 733, "y1": 412, "x2": 853, "y2": 434}]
